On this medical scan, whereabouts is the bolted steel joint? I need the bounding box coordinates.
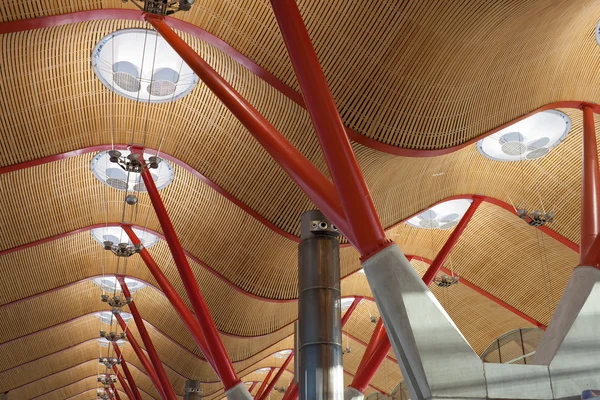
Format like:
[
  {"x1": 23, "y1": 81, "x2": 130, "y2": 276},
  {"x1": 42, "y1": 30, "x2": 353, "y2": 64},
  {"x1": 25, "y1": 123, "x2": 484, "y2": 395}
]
[{"x1": 309, "y1": 219, "x2": 340, "y2": 236}]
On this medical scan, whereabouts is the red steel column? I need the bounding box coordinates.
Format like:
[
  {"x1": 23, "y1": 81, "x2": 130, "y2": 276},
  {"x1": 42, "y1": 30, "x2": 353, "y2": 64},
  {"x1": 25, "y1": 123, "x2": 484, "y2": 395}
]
[
  {"x1": 119, "y1": 281, "x2": 176, "y2": 400},
  {"x1": 421, "y1": 196, "x2": 483, "y2": 284},
  {"x1": 113, "y1": 346, "x2": 143, "y2": 400},
  {"x1": 121, "y1": 225, "x2": 216, "y2": 371},
  {"x1": 580, "y1": 104, "x2": 600, "y2": 268},
  {"x1": 353, "y1": 318, "x2": 386, "y2": 379},
  {"x1": 248, "y1": 382, "x2": 258, "y2": 395},
  {"x1": 341, "y1": 297, "x2": 362, "y2": 326},
  {"x1": 144, "y1": 16, "x2": 353, "y2": 241},
  {"x1": 282, "y1": 382, "x2": 298, "y2": 400},
  {"x1": 130, "y1": 147, "x2": 239, "y2": 390},
  {"x1": 254, "y1": 368, "x2": 275, "y2": 400},
  {"x1": 115, "y1": 313, "x2": 165, "y2": 399},
  {"x1": 257, "y1": 351, "x2": 294, "y2": 400},
  {"x1": 270, "y1": 0, "x2": 389, "y2": 258},
  {"x1": 110, "y1": 383, "x2": 122, "y2": 400},
  {"x1": 348, "y1": 333, "x2": 392, "y2": 393},
  {"x1": 113, "y1": 365, "x2": 137, "y2": 400}
]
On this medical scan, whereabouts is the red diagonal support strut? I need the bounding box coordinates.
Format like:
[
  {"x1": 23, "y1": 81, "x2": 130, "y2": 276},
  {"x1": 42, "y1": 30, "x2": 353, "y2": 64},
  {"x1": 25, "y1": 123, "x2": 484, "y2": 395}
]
[
  {"x1": 270, "y1": 0, "x2": 390, "y2": 258},
  {"x1": 144, "y1": 16, "x2": 354, "y2": 243},
  {"x1": 110, "y1": 383, "x2": 122, "y2": 400},
  {"x1": 341, "y1": 297, "x2": 362, "y2": 326},
  {"x1": 248, "y1": 382, "x2": 258, "y2": 395},
  {"x1": 113, "y1": 346, "x2": 143, "y2": 400},
  {"x1": 257, "y1": 350, "x2": 294, "y2": 400},
  {"x1": 349, "y1": 199, "x2": 482, "y2": 395},
  {"x1": 122, "y1": 225, "x2": 217, "y2": 372},
  {"x1": 129, "y1": 145, "x2": 240, "y2": 391},
  {"x1": 254, "y1": 367, "x2": 275, "y2": 400},
  {"x1": 118, "y1": 280, "x2": 176, "y2": 400},
  {"x1": 115, "y1": 313, "x2": 165, "y2": 399},
  {"x1": 113, "y1": 365, "x2": 138, "y2": 400},
  {"x1": 580, "y1": 104, "x2": 600, "y2": 268}
]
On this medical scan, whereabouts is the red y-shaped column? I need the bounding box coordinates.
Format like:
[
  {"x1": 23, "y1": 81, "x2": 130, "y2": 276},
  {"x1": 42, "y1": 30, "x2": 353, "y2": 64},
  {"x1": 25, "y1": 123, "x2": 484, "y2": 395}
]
[
  {"x1": 122, "y1": 225, "x2": 217, "y2": 373},
  {"x1": 128, "y1": 145, "x2": 240, "y2": 392},
  {"x1": 580, "y1": 104, "x2": 600, "y2": 268},
  {"x1": 254, "y1": 368, "x2": 275, "y2": 400},
  {"x1": 144, "y1": 16, "x2": 353, "y2": 242},
  {"x1": 115, "y1": 313, "x2": 165, "y2": 399},
  {"x1": 113, "y1": 346, "x2": 143, "y2": 400},
  {"x1": 118, "y1": 280, "x2": 176, "y2": 400},
  {"x1": 348, "y1": 198, "x2": 482, "y2": 396},
  {"x1": 270, "y1": 0, "x2": 390, "y2": 258},
  {"x1": 110, "y1": 383, "x2": 122, "y2": 400},
  {"x1": 257, "y1": 351, "x2": 294, "y2": 400},
  {"x1": 113, "y1": 365, "x2": 137, "y2": 400}
]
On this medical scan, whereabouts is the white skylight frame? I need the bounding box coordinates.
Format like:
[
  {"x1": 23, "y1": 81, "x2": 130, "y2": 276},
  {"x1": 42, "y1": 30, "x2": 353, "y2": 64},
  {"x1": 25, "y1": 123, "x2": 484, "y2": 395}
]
[
  {"x1": 406, "y1": 199, "x2": 473, "y2": 230},
  {"x1": 476, "y1": 110, "x2": 571, "y2": 162},
  {"x1": 90, "y1": 150, "x2": 174, "y2": 192},
  {"x1": 91, "y1": 226, "x2": 159, "y2": 249},
  {"x1": 92, "y1": 28, "x2": 199, "y2": 103},
  {"x1": 92, "y1": 276, "x2": 147, "y2": 294}
]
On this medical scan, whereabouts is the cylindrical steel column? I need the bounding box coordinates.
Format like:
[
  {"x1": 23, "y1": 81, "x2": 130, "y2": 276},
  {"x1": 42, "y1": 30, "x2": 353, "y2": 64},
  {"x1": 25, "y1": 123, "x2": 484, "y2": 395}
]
[
  {"x1": 298, "y1": 210, "x2": 343, "y2": 400},
  {"x1": 184, "y1": 380, "x2": 202, "y2": 400}
]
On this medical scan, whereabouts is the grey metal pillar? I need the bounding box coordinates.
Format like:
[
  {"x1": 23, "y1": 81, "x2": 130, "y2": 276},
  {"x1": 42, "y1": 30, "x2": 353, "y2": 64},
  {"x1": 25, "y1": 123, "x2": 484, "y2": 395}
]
[
  {"x1": 294, "y1": 321, "x2": 299, "y2": 384},
  {"x1": 298, "y1": 210, "x2": 343, "y2": 400},
  {"x1": 184, "y1": 380, "x2": 202, "y2": 400}
]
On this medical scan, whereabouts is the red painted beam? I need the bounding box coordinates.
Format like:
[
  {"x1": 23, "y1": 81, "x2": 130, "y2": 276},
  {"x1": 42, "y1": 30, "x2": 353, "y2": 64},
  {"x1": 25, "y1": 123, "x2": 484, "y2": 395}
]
[
  {"x1": 254, "y1": 367, "x2": 275, "y2": 400},
  {"x1": 119, "y1": 280, "x2": 176, "y2": 400},
  {"x1": 353, "y1": 318, "x2": 386, "y2": 382},
  {"x1": 145, "y1": 15, "x2": 354, "y2": 244},
  {"x1": 130, "y1": 145, "x2": 239, "y2": 391},
  {"x1": 422, "y1": 196, "x2": 484, "y2": 284},
  {"x1": 257, "y1": 351, "x2": 294, "y2": 400},
  {"x1": 270, "y1": 0, "x2": 390, "y2": 258},
  {"x1": 122, "y1": 225, "x2": 217, "y2": 372},
  {"x1": 114, "y1": 341, "x2": 146, "y2": 400},
  {"x1": 341, "y1": 297, "x2": 362, "y2": 326},
  {"x1": 580, "y1": 105, "x2": 600, "y2": 268},
  {"x1": 350, "y1": 332, "x2": 393, "y2": 393},
  {"x1": 113, "y1": 365, "x2": 138, "y2": 400},
  {"x1": 111, "y1": 382, "x2": 122, "y2": 400}
]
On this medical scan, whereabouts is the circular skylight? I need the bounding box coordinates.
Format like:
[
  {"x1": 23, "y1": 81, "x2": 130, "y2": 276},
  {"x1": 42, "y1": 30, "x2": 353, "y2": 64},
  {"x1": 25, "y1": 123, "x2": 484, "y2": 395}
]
[
  {"x1": 95, "y1": 311, "x2": 133, "y2": 325},
  {"x1": 90, "y1": 150, "x2": 174, "y2": 192},
  {"x1": 256, "y1": 368, "x2": 271, "y2": 374},
  {"x1": 92, "y1": 276, "x2": 147, "y2": 294},
  {"x1": 273, "y1": 349, "x2": 292, "y2": 359},
  {"x1": 92, "y1": 29, "x2": 199, "y2": 103},
  {"x1": 406, "y1": 199, "x2": 473, "y2": 230},
  {"x1": 91, "y1": 226, "x2": 159, "y2": 249},
  {"x1": 341, "y1": 297, "x2": 358, "y2": 311},
  {"x1": 98, "y1": 338, "x2": 126, "y2": 348},
  {"x1": 476, "y1": 110, "x2": 571, "y2": 161}
]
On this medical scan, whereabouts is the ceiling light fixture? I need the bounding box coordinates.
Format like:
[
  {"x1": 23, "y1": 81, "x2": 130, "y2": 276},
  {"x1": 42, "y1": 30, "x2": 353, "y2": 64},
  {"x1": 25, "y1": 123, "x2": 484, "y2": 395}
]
[
  {"x1": 92, "y1": 29, "x2": 198, "y2": 103},
  {"x1": 90, "y1": 150, "x2": 174, "y2": 192},
  {"x1": 476, "y1": 110, "x2": 571, "y2": 161},
  {"x1": 406, "y1": 199, "x2": 473, "y2": 230}
]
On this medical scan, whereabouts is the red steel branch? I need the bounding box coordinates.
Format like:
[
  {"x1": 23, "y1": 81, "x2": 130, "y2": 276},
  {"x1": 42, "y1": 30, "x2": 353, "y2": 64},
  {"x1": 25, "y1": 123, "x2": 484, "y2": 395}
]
[
  {"x1": 110, "y1": 383, "x2": 122, "y2": 400},
  {"x1": 130, "y1": 145, "x2": 239, "y2": 390},
  {"x1": 270, "y1": 0, "x2": 390, "y2": 258},
  {"x1": 350, "y1": 198, "x2": 482, "y2": 394},
  {"x1": 254, "y1": 367, "x2": 275, "y2": 399},
  {"x1": 122, "y1": 225, "x2": 217, "y2": 372},
  {"x1": 112, "y1": 365, "x2": 138, "y2": 400},
  {"x1": 248, "y1": 382, "x2": 258, "y2": 394},
  {"x1": 115, "y1": 313, "x2": 166, "y2": 399},
  {"x1": 580, "y1": 105, "x2": 600, "y2": 268},
  {"x1": 144, "y1": 15, "x2": 354, "y2": 243},
  {"x1": 257, "y1": 351, "x2": 294, "y2": 400},
  {"x1": 112, "y1": 346, "x2": 143, "y2": 400},
  {"x1": 118, "y1": 280, "x2": 177, "y2": 400}
]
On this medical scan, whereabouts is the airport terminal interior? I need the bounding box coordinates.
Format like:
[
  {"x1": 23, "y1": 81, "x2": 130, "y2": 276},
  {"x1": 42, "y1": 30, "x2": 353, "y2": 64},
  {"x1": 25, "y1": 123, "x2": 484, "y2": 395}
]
[{"x1": 1, "y1": 1, "x2": 600, "y2": 399}]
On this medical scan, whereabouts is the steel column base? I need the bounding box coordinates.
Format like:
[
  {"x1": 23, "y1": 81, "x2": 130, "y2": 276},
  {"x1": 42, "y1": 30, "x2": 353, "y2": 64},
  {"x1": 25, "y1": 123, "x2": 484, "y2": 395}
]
[
  {"x1": 225, "y1": 382, "x2": 253, "y2": 400},
  {"x1": 343, "y1": 387, "x2": 363, "y2": 400},
  {"x1": 362, "y1": 244, "x2": 486, "y2": 399}
]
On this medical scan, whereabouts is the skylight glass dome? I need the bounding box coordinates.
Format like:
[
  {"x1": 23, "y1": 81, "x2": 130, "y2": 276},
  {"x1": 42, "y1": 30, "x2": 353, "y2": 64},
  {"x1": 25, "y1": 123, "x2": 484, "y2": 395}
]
[
  {"x1": 274, "y1": 349, "x2": 292, "y2": 359},
  {"x1": 341, "y1": 297, "x2": 359, "y2": 311},
  {"x1": 91, "y1": 226, "x2": 159, "y2": 249},
  {"x1": 406, "y1": 199, "x2": 473, "y2": 230},
  {"x1": 256, "y1": 368, "x2": 271, "y2": 374},
  {"x1": 95, "y1": 311, "x2": 133, "y2": 325},
  {"x1": 476, "y1": 110, "x2": 571, "y2": 161},
  {"x1": 97, "y1": 338, "x2": 126, "y2": 348},
  {"x1": 92, "y1": 276, "x2": 147, "y2": 294},
  {"x1": 90, "y1": 150, "x2": 174, "y2": 192},
  {"x1": 92, "y1": 29, "x2": 199, "y2": 103}
]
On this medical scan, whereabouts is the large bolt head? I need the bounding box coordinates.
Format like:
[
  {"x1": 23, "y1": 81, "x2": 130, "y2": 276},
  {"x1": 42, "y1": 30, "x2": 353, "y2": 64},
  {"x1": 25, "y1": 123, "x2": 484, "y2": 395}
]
[{"x1": 125, "y1": 194, "x2": 138, "y2": 205}]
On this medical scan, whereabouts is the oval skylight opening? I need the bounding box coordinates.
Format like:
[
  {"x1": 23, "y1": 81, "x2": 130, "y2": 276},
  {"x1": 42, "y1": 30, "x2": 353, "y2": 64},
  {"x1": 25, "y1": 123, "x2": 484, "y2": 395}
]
[
  {"x1": 476, "y1": 110, "x2": 570, "y2": 161},
  {"x1": 406, "y1": 199, "x2": 473, "y2": 230},
  {"x1": 97, "y1": 338, "x2": 126, "y2": 348},
  {"x1": 274, "y1": 349, "x2": 292, "y2": 359},
  {"x1": 90, "y1": 150, "x2": 174, "y2": 192},
  {"x1": 341, "y1": 297, "x2": 358, "y2": 311},
  {"x1": 92, "y1": 276, "x2": 147, "y2": 293},
  {"x1": 256, "y1": 368, "x2": 271, "y2": 374},
  {"x1": 91, "y1": 226, "x2": 159, "y2": 249},
  {"x1": 92, "y1": 29, "x2": 199, "y2": 103},
  {"x1": 95, "y1": 311, "x2": 133, "y2": 325}
]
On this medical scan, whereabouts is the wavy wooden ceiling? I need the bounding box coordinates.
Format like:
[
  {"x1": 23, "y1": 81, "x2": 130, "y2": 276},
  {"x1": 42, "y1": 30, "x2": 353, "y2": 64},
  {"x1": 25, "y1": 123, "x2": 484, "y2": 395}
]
[{"x1": 0, "y1": 0, "x2": 597, "y2": 398}]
